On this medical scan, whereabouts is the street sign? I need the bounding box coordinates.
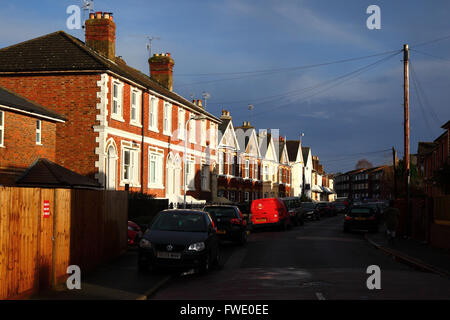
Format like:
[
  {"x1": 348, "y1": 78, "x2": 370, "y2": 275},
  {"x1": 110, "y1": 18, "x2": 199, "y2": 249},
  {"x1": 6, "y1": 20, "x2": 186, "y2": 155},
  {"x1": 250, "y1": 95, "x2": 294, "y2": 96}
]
[{"x1": 43, "y1": 200, "x2": 50, "y2": 218}]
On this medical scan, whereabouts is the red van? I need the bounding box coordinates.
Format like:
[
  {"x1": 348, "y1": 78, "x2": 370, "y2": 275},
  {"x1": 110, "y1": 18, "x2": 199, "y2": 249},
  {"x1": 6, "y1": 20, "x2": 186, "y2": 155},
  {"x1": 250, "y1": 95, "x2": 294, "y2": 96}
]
[{"x1": 250, "y1": 198, "x2": 290, "y2": 230}]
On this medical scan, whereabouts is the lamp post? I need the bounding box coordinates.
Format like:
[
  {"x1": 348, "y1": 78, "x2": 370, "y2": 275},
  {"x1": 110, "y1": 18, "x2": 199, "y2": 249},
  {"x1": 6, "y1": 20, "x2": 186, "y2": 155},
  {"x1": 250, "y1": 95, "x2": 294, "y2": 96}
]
[{"x1": 184, "y1": 114, "x2": 207, "y2": 209}]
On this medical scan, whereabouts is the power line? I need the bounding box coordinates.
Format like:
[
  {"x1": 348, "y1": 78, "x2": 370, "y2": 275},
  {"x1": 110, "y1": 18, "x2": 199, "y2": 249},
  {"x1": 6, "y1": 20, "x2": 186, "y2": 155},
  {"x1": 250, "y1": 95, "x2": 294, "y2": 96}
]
[
  {"x1": 408, "y1": 59, "x2": 441, "y2": 127},
  {"x1": 176, "y1": 49, "x2": 401, "y2": 77},
  {"x1": 409, "y1": 60, "x2": 435, "y2": 138},
  {"x1": 249, "y1": 51, "x2": 401, "y2": 118},
  {"x1": 410, "y1": 34, "x2": 450, "y2": 49},
  {"x1": 410, "y1": 48, "x2": 450, "y2": 63}
]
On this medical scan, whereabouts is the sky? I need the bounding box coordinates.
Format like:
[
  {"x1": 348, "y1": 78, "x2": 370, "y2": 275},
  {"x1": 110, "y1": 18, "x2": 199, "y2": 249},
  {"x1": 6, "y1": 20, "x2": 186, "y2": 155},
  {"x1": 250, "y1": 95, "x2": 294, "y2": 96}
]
[{"x1": 0, "y1": 0, "x2": 449, "y2": 173}]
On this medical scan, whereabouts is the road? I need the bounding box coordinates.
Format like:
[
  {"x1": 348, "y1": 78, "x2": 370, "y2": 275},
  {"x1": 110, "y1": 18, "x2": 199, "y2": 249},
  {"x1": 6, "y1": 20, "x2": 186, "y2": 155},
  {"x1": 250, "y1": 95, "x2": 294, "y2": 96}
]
[{"x1": 151, "y1": 215, "x2": 450, "y2": 300}]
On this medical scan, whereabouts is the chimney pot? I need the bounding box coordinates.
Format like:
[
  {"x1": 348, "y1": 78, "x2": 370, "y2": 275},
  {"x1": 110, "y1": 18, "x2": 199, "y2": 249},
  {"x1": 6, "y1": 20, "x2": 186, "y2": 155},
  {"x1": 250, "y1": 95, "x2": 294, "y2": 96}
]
[
  {"x1": 89, "y1": 13, "x2": 95, "y2": 19},
  {"x1": 96, "y1": 11, "x2": 102, "y2": 19},
  {"x1": 103, "y1": 12, "x2": 110, "y2": 19},
  {"x1": 148, "y1": 52, "x2": 175, "y2": 91}
]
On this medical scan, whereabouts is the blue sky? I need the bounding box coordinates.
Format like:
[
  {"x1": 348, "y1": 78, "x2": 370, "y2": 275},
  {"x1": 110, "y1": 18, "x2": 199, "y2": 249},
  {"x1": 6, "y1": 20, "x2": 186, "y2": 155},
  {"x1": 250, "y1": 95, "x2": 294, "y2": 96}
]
[{"x1": 1, "y1": 0, "x2": 449, "y2": 173}]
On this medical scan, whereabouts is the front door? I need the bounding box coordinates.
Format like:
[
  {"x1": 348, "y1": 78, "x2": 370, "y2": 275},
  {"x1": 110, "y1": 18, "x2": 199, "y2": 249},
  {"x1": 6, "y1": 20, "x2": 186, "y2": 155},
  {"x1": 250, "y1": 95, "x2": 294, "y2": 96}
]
[{"x1": 106, "y1": 146, "x2": 116, "y2": 190}]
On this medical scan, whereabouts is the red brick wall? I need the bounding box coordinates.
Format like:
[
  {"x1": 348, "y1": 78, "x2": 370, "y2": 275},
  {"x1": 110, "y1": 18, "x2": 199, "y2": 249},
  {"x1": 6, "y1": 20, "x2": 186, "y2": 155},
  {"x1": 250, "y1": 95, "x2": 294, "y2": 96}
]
[
  {"x1": 0, "y1": 110, "x2": 57, "y2": 184},
  {"x1": 0, "y1": 74, "x2": 101, "y2": 179}
]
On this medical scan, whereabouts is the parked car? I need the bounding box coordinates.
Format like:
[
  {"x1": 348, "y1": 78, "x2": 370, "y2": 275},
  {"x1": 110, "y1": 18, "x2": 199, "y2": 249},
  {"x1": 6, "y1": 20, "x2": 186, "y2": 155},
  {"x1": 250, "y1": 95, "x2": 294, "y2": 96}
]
[
  {"x1": 343, "y1": 206, "x2": 380, "y2": 233},
  {"x1": 364, "y1": 202, "x2": 384, "y2": 220},
  {"x1": 316, "y1": 202, "x2": 337, "y2": 217},
  {"x1": 202, "y1": 205, "x2": 248, "y2": 244},
  {"x1": 138, "y1": 209, "x2": 220, "y2": 274},
  {"x1": 250, "y1": 198, "x2": 290, "y2": 231},
  {"x1": 300, "y1": 202, "x2": 320, "y2": 221},
  {"x1": 128, "y1": 221, "x2": 143, "y2": 246},
  {"x1": 334, "y1": 202, "x2": 348, "y2": 214},
  {"x1": 280, "y1": 197, "x2": 305, "y2": 226}
]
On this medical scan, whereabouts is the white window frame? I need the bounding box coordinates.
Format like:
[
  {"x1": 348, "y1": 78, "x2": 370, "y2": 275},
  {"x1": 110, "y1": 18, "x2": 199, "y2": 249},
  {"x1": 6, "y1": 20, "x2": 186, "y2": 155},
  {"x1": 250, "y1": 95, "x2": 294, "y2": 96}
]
[
  {"x1": 186, "y1": 158, "x2": 195, "y2": 190},
  {"x1": 121, "y1": 144, "x2": 140, "y2": 187},
  {"x1": 219, "y1": 152, "x2": 224, "y2": 175},
  {"x1": 0, "y1": 111, "x2": 4, "y2": 147},
  {"x1": 244, "y1": 192, "x2": 249, "y2": 202},
  {"x1": 163, "y1": 102, "x2": 172, "y2": 136},
  {"x1": 189, "y1": 116, "x2": 196, "y2": 143},
  {"x1": 148, "y1": 148, "x2": 164, "y2": 189},
  {"x1": 201, "y1": 120, "x2": 206, "y2": 146},
  {"x1": 255, "y1": 161, "x2": 259, "y2": 180},
  {"x1": 178, "y1": 108, "x2": 185, "y2": 140},
  {"x1": 149, "y1": 96, "x2": 159, "y2": 132},
  {"x1": 245, "y1": 159, "x2": 250, "y2": 178},
  {"x1": 209, "y1": 123, "x2": 215, "y2": 148},
  {"x1": 201, "y1": 163, "x2": 210, "y2": 191},
  {"x1": 36, "y1": 120, "x2": 42, "y2": 145},
  {"x1": 130, "y1": 88, "x2": 142, "y2": 126},
  {"x1": 264, "y1": 165, "x2": 269, "y2": 181},
  {"x1": 111, "y1": 80, "x2": 124, "y2": 121}
]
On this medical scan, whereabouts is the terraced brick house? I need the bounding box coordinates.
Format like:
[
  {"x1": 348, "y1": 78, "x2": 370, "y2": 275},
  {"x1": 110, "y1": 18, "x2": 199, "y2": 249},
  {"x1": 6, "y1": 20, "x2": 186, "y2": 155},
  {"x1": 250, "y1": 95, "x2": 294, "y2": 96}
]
[
  {"x1": 286, "y1": 140, "x2": 304, "y2": 197},
  {"x1": 0, "y1": 12, "x2": 221, "y2": 204}
]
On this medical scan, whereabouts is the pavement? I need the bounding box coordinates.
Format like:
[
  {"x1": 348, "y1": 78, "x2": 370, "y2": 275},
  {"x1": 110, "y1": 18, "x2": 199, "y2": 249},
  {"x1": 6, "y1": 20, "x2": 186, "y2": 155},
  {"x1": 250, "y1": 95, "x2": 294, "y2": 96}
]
[
  {"x1": 365, "y1": 224, "x2": 450, "y2": 279},
  {"x1": 31, "y1": 247, "x2": 173, "y2": 300}
]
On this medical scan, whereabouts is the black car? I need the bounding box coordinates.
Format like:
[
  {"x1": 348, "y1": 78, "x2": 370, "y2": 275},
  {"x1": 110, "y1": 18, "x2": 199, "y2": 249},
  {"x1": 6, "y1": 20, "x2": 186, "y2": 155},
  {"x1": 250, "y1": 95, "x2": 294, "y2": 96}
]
[
  {"x1": 300, "y1": 202, "x2": 320, "y2": 221},
  {"x1": 202, "y1": 205, "x2": 248, "y2": 244},
  {"x1": 343, "y1": 206, "x2": 379, "y2": 233},
  {"x1": 334, "y1": 202, "x2": 348, "y2": 214},
  {"x1": 138, "y1": 209, "x2": 220, "y2": 274},
  {"x1": 280, "y1": 197, "x2": 305, "y2": 226},
  {"x1": 316, "y1": 202, "x2": 337, "y2": 217}
]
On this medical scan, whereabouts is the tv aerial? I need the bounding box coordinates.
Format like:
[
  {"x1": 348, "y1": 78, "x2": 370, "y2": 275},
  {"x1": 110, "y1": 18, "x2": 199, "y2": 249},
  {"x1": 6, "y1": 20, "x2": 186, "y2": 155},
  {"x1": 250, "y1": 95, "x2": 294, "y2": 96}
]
[
  {"x1": 81, "y1": 0, "x2": 94, "y2": 29},
  {"x1": 146, "y1": 36, "x2": 161, "y2": 59},
  {"x1": 202, "y1": 92, "x2": 211, "y2": 109}
]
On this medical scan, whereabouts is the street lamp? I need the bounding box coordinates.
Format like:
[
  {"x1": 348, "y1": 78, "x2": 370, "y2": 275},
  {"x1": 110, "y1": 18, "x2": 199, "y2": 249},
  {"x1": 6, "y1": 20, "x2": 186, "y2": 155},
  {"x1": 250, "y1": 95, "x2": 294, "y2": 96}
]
[{"x1": 184, "y1": 114, "x2": 207, "y2": 209}]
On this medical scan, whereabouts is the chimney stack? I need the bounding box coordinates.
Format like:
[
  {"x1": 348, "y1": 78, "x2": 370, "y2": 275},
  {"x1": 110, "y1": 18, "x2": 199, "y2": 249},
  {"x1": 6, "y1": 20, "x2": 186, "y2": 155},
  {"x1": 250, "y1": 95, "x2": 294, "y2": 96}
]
[
  {"x1": 85, "y1": 12, "x2": 116, "y2": 60},
  {"x1": 149, "y1": 53, "x2": 175, "y2": 91},
  {"x1": 220, "y1": 109, "x2": 232, "y2": 120}
]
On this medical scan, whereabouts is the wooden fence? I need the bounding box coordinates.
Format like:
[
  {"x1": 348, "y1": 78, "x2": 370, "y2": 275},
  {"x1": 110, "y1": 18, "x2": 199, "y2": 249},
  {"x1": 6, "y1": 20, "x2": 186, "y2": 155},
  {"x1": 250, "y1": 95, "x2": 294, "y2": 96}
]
[
  {"x1": 434, "y1": 196, "x2": 450, "y2": 224},
  {"x1": 0, "y1": 187, "x2": 128, "y2": 300}
]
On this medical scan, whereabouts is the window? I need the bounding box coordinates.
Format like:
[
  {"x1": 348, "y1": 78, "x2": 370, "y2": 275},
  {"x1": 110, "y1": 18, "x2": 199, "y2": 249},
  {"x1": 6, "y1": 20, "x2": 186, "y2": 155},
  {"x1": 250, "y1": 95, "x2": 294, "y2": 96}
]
[
  {"x1": 245, "y1": 160, "x2": 249, "y2": 178},
  {"x1": 264, "y1": 165, "x2": 269, "y2": 181},
  {"x1": 130, "y1": 89, "x2": 141, "y2": 125},
  {"x1": 36, "y1": 120, "x2": 42, "y2": 145},
  {"x1": 231, "y1": 155, "x2": 236, "y2": 176},
  {"x1": 112, "y1": 81, "x2": 123, "y2": 120},
  {"x1": 201, "y1": 164, "x2": 210, "y2": 191},
  {"x1": 244, "y1": 192, "x2": 249, "y2": 202},
  {"x1": 178, "y1": 109, "x2": 185, "y2": 140},
  {"x1": 226, "y1": 153, "x2": 231, "y2": 175},
  {"x1": 279, "y1": 167, "x2": 283, "y2": 183},
  {"x1": 122, "y1": 147, "x2": 139, "y2": 186},
  {"x1": 163, "y1": 102, "x2": 172, "y2": 135},
  {"x1": 201, "y1": 120, "x2": 206, "y2": 146},
  {"x1": 149, "y1": 152, "x2": 163, "y2": 187},
  {"x1": 0, "y1": 111, "x2": 4, "y2": 146},
  {"x1": 186, "y1": 159, "x2": 195, "y2": 190},
  {"x1": 219, "y1": 152, "x2": 224, "y2": 175},
  {"x1": 210, "y1": 123, "x2": 215, "y2": 148},
  {"x1": 189, "y1": 116, "x2": 196, "y2": 143},
  {"x1": 149, "y1": 97, "x2": 158, "y2": 132}
]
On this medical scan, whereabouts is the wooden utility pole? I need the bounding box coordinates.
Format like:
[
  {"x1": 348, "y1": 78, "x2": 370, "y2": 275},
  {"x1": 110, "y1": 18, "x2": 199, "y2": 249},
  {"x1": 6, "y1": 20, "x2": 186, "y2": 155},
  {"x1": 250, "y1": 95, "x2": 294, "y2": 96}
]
[
  {"x1": 392, "y1": 147, "x2": 397, "y2": 199},
  {"x1": 403, "y1": 44, "x2": 411, "y2": 237}
]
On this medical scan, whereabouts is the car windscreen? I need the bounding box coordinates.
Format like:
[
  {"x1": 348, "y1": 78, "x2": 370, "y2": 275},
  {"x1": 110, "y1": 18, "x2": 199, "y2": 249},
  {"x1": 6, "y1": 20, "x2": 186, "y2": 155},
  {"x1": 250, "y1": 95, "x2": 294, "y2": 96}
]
[
  {"x1": 348, "y1": 207, "x2": 373, "y2": 216},
  {"x1": 203, "y1": 207, "x2": 237, "y2": 219},
  {"x1": 282, "y1": 200, "x2": 295, "y2": 209},
  {"x1": 151, "y1": 212, "x2": 207, "y2": 232}
]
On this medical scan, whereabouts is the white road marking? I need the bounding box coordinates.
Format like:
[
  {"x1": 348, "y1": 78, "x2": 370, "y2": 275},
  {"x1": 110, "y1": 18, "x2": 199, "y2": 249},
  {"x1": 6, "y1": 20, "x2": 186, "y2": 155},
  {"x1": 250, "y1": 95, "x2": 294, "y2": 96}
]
[{"x1": 316, "y1": 292, "x2": 326, "y2": 300}]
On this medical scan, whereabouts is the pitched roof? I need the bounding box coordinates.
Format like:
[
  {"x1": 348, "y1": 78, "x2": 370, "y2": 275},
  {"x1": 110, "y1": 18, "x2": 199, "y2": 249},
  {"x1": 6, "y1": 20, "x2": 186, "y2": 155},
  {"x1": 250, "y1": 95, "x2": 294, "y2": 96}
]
[
  {"x1": 0, "y1": 85, "x2": 65, "y2": 121},
  {"x1": 279, "y1": 141, "x2": 286, "y2": 162},
  {"x1": 418, "y1": 141, "x2": 438, "y2": 156},
  {"x1": 218, "y1": 119, "x2": 231, "y2": 135},
  {"x1": 16, "y1": 158, "x2": 101, "y2": 189},
  {"x1": 0, "y1": 31, "x2": 220, "y2": 122},
  {"x1": 302, "y1": 147, "x2": 311, "y2": 163},
  {"x1": 286, "y1": 140, "x2": 300, "y2": 162}
]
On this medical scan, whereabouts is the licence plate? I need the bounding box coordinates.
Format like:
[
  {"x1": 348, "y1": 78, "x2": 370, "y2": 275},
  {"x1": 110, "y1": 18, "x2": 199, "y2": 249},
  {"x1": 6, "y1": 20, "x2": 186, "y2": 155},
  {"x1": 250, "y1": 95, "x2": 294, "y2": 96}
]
[
  {"x1": 157, "y1": 251, "x2": 181, "y2": 259},
  {"x1": 256, "y1": 218, "x2": 266, "y2": 223},
  {"x1": 355, "y1": 217, "x2": 368, "y2": 221},
  {"x1": 216, "y1": 230, "x2": 226, "y2": 234}
]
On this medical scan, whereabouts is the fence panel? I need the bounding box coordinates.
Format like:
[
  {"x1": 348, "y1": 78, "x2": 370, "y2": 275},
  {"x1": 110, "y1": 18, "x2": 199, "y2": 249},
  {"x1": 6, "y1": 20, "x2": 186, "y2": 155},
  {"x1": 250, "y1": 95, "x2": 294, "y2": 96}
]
[{"x1": 52, "y1": 189, "x2": 71, "y2": 286}]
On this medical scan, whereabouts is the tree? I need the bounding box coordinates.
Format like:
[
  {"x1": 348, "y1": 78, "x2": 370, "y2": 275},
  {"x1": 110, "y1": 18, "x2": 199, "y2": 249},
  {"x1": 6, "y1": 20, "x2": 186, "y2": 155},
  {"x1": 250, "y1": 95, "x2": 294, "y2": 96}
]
[{"x1": 355, "y1": 158, "x2": 373, "y2": 170}]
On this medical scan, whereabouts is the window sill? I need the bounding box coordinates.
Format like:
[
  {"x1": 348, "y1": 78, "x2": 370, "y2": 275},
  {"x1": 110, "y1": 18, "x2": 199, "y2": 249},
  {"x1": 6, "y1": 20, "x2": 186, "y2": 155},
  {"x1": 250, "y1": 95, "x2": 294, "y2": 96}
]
[
  {"x1": 148, "y1": 184, "x2": 164, "y2": 190},
  {"x1": 119, "y1": 181, "x2": 141, "y2": 188},
  {"x1": 36, "y1": 143, "x2": 43, "y2": 146},
  {"x1": 111, "y1": 115, "x2": 125, "y2": 122},
  {"x1": 148, "y1": 127, "x2": 159, "y2": 133},
  {"x1": 130, "y1": 122, "x2": 142, "y2": 128},
  {"x1": 163, "y1": 131, "x2": 173, "y2": 137}
]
